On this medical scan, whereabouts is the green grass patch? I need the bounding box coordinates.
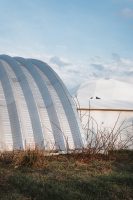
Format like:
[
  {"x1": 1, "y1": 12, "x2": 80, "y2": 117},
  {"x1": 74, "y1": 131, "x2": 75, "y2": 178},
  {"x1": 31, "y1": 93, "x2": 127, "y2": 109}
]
[{"x1": 0, "y1": 150, "x2": 133, "y2": 200}]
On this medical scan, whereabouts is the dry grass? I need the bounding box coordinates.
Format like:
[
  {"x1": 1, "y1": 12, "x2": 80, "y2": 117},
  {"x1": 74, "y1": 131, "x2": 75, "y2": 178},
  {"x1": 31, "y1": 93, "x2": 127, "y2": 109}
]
[
  {"x1": 0, "y1": 149, "x2": 133, "y2": 200},
  {"x1": 0, "y1": 148, "x2": 48, "y2": 169},
  {"x1": 12, "y1": 148, "x2": 47, "y2": 168}
]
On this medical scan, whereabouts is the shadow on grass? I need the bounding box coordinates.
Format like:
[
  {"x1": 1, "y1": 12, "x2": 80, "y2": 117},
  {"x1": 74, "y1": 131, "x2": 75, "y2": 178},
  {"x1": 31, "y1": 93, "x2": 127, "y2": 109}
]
[
  {"x1": 8, "y1": 171, "x2": 133, "y2": 200},
  {"x1": 110, "y1": 150, "x2": 133, "y2": 174}
]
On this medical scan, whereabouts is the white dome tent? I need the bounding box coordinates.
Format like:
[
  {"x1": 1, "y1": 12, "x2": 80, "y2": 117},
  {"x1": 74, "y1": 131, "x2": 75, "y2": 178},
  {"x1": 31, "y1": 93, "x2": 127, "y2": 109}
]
[
  {"x1": 77, "y1": 79, "x2": 133, "y2": 107},
  {"x1": 76, "y1": 79, "x2": 133, "y2": 149},
  {"x1": 0, "y1": 55, "x2": 84, "y2": 152}
]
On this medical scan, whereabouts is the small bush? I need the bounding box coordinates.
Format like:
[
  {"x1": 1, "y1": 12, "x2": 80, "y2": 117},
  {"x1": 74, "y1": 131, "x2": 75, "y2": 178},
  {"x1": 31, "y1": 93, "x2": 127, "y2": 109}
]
[
  {"x1": 12, "y1": 148, "x2": 47, "y2": 168},
  {"x1": 0, "y1": 148, "x2": 49, "y2": 168},
  {"x1": 0, "y1": 151, "x2": 14, "y2": 165}
]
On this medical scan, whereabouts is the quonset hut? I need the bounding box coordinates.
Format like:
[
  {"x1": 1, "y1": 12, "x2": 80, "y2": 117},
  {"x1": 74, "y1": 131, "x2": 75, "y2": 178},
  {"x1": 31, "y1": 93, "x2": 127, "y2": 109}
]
[{"x1": 0, "y1": 55, "x2": 84, "y2": 151}]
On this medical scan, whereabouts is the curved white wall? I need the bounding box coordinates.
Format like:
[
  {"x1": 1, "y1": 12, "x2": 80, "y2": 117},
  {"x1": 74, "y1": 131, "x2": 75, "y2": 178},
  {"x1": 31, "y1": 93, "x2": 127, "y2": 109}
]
[{"x1": 0, "y1": 55, "x2": 84, "y2": 151}]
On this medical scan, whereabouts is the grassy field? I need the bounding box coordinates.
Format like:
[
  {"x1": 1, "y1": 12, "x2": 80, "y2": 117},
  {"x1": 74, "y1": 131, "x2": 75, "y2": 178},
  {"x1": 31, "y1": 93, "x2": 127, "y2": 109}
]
[{"x1": 0, "y1": 150, "x2": 133, "y2": 200}]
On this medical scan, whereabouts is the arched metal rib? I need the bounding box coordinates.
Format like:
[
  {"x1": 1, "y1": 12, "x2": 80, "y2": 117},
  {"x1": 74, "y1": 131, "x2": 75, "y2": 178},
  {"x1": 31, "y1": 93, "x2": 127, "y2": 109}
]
[
  {"x1": 0, "y1": 59, "x2": 23, "y2": 149},
  {"x1": 15, "y1": 57, "x2": 66, "y2": 150},
  {"x1": 29, "y1": 59, "x2": 83, "y2": 148},
  {"x1": 0, "y1": 55, "x2": 44, "y2": 147}
]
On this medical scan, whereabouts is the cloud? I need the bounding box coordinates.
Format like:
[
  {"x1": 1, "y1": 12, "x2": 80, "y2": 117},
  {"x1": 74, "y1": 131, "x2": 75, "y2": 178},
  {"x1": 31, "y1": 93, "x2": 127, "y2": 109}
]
[
  {"x1": 50, "y1": 56, "x2": 71, "y2": 67},
  {"x1": 127, "y1": 0, "x2": 133, "y2": 2},
  {"x1": 4, "y1": 49, "x2": 133, "y2": 95},
  {"x1": 113, "y1": 0, "x2": 133, "y2": 3},
  {"x1": 48, "y1": 54, "x2": 133, "y2": 94},
  {"x1": 112, "y1": 53, "x2": 121, "y2": 62},
  {"x1": 120, "y1": 8, "x2": 133, "y2": 18},
  {"x1": 91, "y1": 64, "x2": 105, "y2": 71}
]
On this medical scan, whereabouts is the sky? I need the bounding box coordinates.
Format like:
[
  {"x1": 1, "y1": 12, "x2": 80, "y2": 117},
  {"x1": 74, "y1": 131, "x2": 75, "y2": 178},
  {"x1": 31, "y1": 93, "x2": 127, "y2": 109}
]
[{"x1": 0, "y1": 0, "x2": 133, "y2": 93}]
